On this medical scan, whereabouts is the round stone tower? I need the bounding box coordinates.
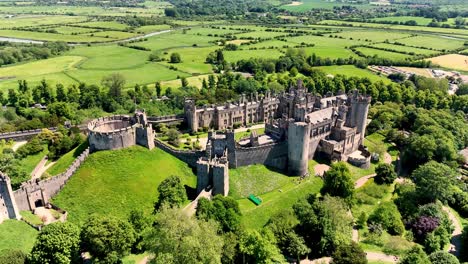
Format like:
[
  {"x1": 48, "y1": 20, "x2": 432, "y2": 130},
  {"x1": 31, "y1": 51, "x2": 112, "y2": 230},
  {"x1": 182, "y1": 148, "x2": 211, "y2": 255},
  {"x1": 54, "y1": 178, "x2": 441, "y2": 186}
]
[{"x1": 287, "y1": 121, "x2": 311, "y2": 176}]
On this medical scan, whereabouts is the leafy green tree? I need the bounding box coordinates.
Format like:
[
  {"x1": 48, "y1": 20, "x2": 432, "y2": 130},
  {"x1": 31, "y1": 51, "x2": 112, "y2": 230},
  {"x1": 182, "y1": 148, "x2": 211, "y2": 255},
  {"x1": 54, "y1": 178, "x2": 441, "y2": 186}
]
[
  {"x1": 399, "y1": 245, "x2": 430, "y2": 264},
  {"x1": 368, "y1": 202, "x2": 405, "y2": 235},
  {"x1": 0, "y1": 249, "x2": 26, "y2": 264},
  {"x1": 28, "y1": 222, "x2": 80, "y2": 264},
  {"x1": 321, "y1": 162, "x2": 354, "y2": 204},
  {"x1": 286, "y1": 232, "x2": 310, "y2": 263},
  {"x1": 428, "y1": 251, "x2": 460, "y2": 264},
  {"x1": 144, "y1": 206, "x2": 223, "y2": 264},
  {"x1": 102, "y1": 73, "x2": 125, "y2": 103},
  {"x1": 374, "y1": 163, "x2": 397, "y2": 185},
  {"x1": 411, "y1": 161, "x2": 458, "y2": 203},
  {"x1": 170, "y1": 53, "x2": 181, "y2": 63},
  {"x1": 196, "y1": 195, "x2": 241, "y2": 233},
  {"x1": 181, "y1": 77, "x2": 188, "y2": 87},
  {"x1": 331, "y1": 242, "x2": 367, "y2": 264},
  {"x1": 154, "y1": 175, "x2": 187, "y2": 210},
  {"x1": 128, "y1": 209, "x2": 151, "y2": 253},
  {"x1": 265, "y1": 209, "x2": 299, "y2": 254},
  {"x1": 56, "y1": 83, "x2": 67, "y2": 102},
  {"x1": 155, "y1": 82, "x2": 162, "y2": 97},
  {"x1": 239, "y1": 229, "x2": 285, "y2": 264},
  {"x1": 81, "y1": 214, "x2": 136, "y2": 264},
  {"x1": 66, "y1": 85, "x2": 80, "y2": 104},
  {"x1": 166, "y1": 128, "x2": 180, "y2": 147}
]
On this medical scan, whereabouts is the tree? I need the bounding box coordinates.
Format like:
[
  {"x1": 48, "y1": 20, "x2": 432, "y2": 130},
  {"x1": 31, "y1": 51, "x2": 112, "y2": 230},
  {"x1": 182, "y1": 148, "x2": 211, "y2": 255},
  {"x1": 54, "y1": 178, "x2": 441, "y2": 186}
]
[
  {"x1": 374, "y1": 163, "x2": 397, "y2": 184},
  {"x1": 170, "y1": 53, "x2": 181, "y2": 63},
  {"x1": 166, "y1": 128, "x2": 180, "y2": 147},
  {"x1": 102, "y1": 73, "x2": 125, "y2": 103},
  {"x1": 286, "y1": 232, "x2": 310, "y2": 263},
  {"x1": 154, "y1": 175, "x2": 187, "y2": 210},
  {"x1": 28, "y1": 222, "x2": 80, "y2": 264},
  {"x1": 56, "y1": 83, "x2": 67, "y2": 102},
  {"x1": 399, "y1": 245, "x2": 430, "y2": 264},
  {"x1": 239, "y1": 229, "x2": 285, "y2": 264},
  {"x1": 428, "y1": 251, "x2": 460, "y2": 264},
  {"x1": 411, "y1": 161, "x2": 457, "y2": 203},
  {"x1": 155, "y1": 82, "x2": 162, "y2": 97},
  {"x1": 265, "y1": 209, "x2": 299, "y2": 254},
  {"x1": 181, "y1": 77, "x2": 188, "y2": 87},
  {"x1": 81, "y1": 214, "x2": 136, "y2": 264},
  {"x1": 144, "y1": 206, "x2": 223, "y2": 264},
  {"x1": 321, "y1": 162, "x2": 354, "y2": 204},
  {"x1": 368, "y1": 202, "x2": 404, "y2": 235},
  {"x1": 128, "y1": 209, "x2": 151, "y2": 253},
  {"x1": 331, "y1": 242, "x2": 367, "y2": 264},
  {"x1": 196, "y1": 195, "x2": 241, "y2": 233}
]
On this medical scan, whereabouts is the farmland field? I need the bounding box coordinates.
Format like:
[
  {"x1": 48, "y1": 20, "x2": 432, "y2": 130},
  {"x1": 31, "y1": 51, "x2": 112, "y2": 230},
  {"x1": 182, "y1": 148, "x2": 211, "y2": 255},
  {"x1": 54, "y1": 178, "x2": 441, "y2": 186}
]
[
  {"x1": 315, "y1": 65, "x2": 391, "y2": 83},
  {"x1": 428, "y1": 54, "x2": 468, "y2": 72},
  {"x1": 354, "y1": 47, "x2": 412, "y2": 60},
  {"x1": 370, "y1": 43, "x2": 438, "y2": 56},
  {"x1": 398, "y1": 35, "x2": 466, "y2": 51}
]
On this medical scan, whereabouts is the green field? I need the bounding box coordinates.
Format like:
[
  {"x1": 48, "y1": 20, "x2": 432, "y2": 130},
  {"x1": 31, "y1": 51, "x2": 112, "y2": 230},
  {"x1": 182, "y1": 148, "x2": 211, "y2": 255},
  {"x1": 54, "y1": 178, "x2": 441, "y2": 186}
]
[
  {"x1": 52, "y1": 146, "x2": 197, "y2": 224},
  {"x1": 0, "y1": 220, "x2": 37, "y2": 253},
  {"x1": 19, "y1": 147, "x2": 48, "y2": 175},
  {"x1": 354, "y1": 47, "x2": 412, "y2": 60},
  {"x1": 315, "y1": 65, "x2": 391, "y2": 84},
  {"x1": 229, "y1": 164, "x2": 292, "y2": 199},
  {"x1": 371, "y1": 43, "x2": 438, "y2": 56},
  {"x1": 238, "y1": 176, "x2": 323, "y2": 229},
  {"x1": 281, "y1": 0, "x2": 373, "y2": 12},
  {"x1": 371, "y1": 16, "x2": 434, "y2": 25},
  {"x1": 332, "y1": 30, "x2": 411, "y2": 42},
  {"x1": 397, "y1": 35, "x2": 466, "y2": 51}
]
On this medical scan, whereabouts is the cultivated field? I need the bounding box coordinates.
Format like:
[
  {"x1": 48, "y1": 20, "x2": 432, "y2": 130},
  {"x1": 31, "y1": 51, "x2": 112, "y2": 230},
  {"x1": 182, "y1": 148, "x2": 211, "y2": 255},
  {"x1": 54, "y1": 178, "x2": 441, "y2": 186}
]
[{"x1": 428, "y1": 54, "x2": 468, "y2": 72}]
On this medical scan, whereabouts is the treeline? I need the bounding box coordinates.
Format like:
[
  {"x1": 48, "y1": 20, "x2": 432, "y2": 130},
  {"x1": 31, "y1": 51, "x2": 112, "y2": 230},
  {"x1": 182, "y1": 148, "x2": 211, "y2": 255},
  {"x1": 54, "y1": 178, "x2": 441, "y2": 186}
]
[
  {"x1": 164, "y1": 0, "x2": 271, "y2": 17},
  {"x1": 0, "y1": 42, "x2": 69, "y2": 67}
]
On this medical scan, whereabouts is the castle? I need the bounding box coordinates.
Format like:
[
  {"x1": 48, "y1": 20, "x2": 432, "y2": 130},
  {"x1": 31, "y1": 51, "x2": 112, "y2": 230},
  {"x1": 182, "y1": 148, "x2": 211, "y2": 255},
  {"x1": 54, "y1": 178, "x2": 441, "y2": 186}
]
[
  {"x1": 88, "y1": 110, "x2": 155, "y2": 152},
  {"x1": 184, "y1": 80, "x2": 371, "y2": 193}
]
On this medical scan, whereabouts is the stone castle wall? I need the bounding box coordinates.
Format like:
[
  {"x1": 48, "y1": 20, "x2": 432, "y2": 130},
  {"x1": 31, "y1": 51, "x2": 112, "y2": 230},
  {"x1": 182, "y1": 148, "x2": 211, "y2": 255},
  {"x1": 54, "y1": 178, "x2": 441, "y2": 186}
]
[
  {"x1": 88, "y1": 116, "x2": 139, "y2": 152},
  {"x1": 13, "y1": 148, "x2": 89, "y2": 211},
  {"x1": 154, "y1": 139, "x2": 205, "y2": 167},
  {"x1": 235, "y1": 142, "x2": 288, "y2": 170}
]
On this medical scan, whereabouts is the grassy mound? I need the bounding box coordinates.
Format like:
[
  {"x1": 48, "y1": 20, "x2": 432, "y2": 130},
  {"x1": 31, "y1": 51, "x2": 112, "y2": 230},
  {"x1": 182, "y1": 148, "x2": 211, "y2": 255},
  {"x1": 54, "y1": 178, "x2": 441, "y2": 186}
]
[
  {"x1": 229, "y1": 164, "x2": 292, "y2": 199},
  {"x1": 0, "y1": 220, "x2": 37, "y2": 253},
  {"x1": 52, "y1": 146, "x2": 196, "y2": 224}
]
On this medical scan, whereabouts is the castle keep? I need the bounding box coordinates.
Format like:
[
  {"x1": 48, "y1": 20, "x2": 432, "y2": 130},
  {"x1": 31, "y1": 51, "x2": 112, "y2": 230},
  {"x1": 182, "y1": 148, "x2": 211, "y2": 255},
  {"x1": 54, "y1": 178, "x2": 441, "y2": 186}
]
[
  {"x1": 185, "y1": 80, "x2": 371, "y2": 190},
  {"x1": 88, "y1": 110, "x2": 155, "y2": 152}
]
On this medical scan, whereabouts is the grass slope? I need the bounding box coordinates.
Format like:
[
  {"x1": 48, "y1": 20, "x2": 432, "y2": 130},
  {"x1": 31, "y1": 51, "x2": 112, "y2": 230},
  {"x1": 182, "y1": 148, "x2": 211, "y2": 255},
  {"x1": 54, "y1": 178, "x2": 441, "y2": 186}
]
[
  {"x1": 0, "y1": 220, "x2": 37, "y2": 253},
  {"x1": 52, "y1": 146, "x2": 197, "y2": 224}
]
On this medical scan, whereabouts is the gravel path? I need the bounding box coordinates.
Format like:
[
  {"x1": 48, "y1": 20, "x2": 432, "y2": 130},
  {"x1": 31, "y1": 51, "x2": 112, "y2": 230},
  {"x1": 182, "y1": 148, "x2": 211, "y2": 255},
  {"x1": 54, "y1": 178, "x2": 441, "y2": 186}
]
[{"x1": 442, "y1": 206, "x2": 463, "y2": 257}]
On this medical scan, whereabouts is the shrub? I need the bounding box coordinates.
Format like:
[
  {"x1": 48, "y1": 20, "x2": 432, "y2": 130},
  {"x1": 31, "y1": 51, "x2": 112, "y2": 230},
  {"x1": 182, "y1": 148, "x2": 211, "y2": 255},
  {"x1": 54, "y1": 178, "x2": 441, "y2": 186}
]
[
  {"x1": 368, "y1": 202, "x2": 405, "y2": 235},
  {"x1": 374, "y1": 163, "x2": 397, "y2": 184},
  {"x1": 428, "y1": 251, "x2": 460, "y2": 264}
]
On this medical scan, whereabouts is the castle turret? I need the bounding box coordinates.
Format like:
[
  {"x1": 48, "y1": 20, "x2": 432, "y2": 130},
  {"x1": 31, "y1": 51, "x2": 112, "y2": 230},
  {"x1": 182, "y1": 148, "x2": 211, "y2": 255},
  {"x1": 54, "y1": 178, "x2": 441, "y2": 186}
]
[
  {"x1": 0, "y1": 173, "x2": 20, "y2": 223},
  {"x1": 287, "y1": 121, "x2": 311, "y2": 176},
  {"x1": 346, "y1": 90, "x2": 371, "y2": 141},
  {"x1": 184, "y1": 99, "x2": 198, "y2": 132}
]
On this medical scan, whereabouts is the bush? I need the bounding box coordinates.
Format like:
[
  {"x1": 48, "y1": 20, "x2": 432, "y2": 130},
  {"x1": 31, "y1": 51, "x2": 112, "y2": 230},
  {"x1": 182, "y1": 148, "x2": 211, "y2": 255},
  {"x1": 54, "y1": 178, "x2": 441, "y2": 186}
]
[
  {"x1": 374, "y1": 163, "x2": 397, "y2": 184},
  {"x1": 428, "y1": 251, "x2": 460, "y2": 264},
  {"x1": 331, "y1": 242, "x2": 366, "y2": 264},
  {"x1": 368, "y1": 202, "x2": 405, "y2": 236},
  {"x1": 170, "y1": 52, "x2": 181, "y2": 63}
]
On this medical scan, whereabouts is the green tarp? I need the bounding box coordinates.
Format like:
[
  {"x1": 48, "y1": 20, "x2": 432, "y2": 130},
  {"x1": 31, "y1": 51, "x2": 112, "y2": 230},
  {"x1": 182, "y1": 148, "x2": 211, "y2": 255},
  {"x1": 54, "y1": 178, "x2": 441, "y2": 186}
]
[{"x1": 248, "y1": 194, "x2": 262, "y2": 206}]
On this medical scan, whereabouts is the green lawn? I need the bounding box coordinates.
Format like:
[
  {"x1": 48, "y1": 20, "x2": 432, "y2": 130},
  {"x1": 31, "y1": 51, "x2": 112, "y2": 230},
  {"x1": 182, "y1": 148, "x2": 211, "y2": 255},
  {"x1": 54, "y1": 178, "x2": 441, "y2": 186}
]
[
  {"x1": 52, "y1": 146, "x2": 197, "y2": 225},
  {"x1": 238, "y1": 176, "x2": 323, "y2": 230},
  {"x1": 0, "y1": 220, "x2": 38, "y2": 253},
  {"x1": 20, "y1": 211, "x2": 43, "y2": 226},
  {"x1": 229, "y1": 164, "x2": 293, "y2": 199},
  {"x1": 46, "y1": 142, "x2": 89, "y2": 177},
  {"x1": 19, "y1": 147, "x2": 48, "y2": 175},
  {"x1": 234, "y1": 127, "x2": 265, "y2": 141}
]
